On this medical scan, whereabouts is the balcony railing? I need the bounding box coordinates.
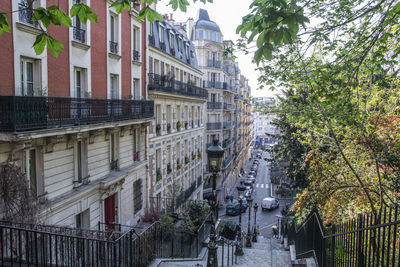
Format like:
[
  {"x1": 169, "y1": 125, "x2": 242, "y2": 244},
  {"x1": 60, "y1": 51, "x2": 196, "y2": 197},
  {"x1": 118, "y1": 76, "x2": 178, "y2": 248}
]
[
  {"x1": 207, "y1": 59, "x2": 221, "y2": 68},
  {"x1": 109, "y1": 41, "x2": 118, "y2": 54},
  {"x1": 223, "y1": 103, "x2": 235, "y2": 110},
  {"x1": 205, "y1": 81, "x2": 223, "y2": 89},
  {"x1": 160, "y1": 41, "x2": 166, "y2": 51},
  {"x1": 223, "y1": 121, "x2": 233, "y2": 129},
  {"x1": 73, "y1": 27, "x2": 86, "y2": 43},
  {"x1": 207, "y1": 101, "x2": 222, "y2": 109},
  {"x1": 18, "y1": 3, "x2": 37, "y2": 26},
  {"x1": 0, "y1": 96, "x2": 154, "y2": 132},
  {"x1": 148, "y1": 73, "x2": 207, "y2": 99},
  {"x1": 132, "y1": 50, "x2": 140, "y2": 61},
  {"x1": 206, "y1": 122, "x2": 222, "y2": 130}
]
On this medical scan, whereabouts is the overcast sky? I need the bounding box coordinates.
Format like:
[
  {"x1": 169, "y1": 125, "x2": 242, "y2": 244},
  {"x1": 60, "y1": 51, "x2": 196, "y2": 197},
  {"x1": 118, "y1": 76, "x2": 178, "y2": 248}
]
[{"x1": 155, "y1": 0, "x2": 275, "y2": 98}]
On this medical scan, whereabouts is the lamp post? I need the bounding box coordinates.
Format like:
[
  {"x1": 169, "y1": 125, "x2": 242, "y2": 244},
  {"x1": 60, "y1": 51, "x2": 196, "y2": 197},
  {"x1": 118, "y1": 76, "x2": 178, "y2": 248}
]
[
  {"x1": 235, "y1": 181, "x2": 246, "y2": 256},
  {"x1": 206, "y1": 139, "x2": 224, "y2": 267},
  {"x1": 245, "y1": 196, "x2": 253, "y2": 247},
  {"x1": 252, "y1": 203, "x2": 258, "y2": 242}
]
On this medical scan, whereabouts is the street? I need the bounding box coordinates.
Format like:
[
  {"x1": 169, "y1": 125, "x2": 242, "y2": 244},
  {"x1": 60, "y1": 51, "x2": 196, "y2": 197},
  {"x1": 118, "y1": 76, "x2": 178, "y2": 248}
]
[{"x1": 219, "y1": 149, "x2": 283, "y2": 238}]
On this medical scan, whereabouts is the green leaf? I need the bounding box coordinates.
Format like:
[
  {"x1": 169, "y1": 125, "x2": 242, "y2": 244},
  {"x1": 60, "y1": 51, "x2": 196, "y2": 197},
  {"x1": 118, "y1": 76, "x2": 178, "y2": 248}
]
[
  {"x1": 71, "y1": 4, "x2": 97, "y2": 23},
  {"x1": 46, "y1": 35, "x2": 64, "y2": 57},
  {"x1": 33, "y1": 33, "x2": 47, "y2": 55},
  {"x1": 0, "y1": 13, "x2": 11, "y2": 34},
  {"x1": 111, "y1": 0, "x2": 130, "y2": 13}
]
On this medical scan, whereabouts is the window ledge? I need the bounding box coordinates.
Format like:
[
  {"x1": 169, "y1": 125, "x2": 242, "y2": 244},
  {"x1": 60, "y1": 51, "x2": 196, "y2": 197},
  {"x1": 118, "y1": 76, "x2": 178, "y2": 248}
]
[
  {"x1": 16, "y1": 22, "x2": 42, "y2": 35},
  {"x1": 72, "y1": 40, "x2": 90, "y2": 51},
  {"x1": 132, "y1": 59, "x2": 142, "y2": 66},
  {"x1": 108, "y1": 52, "x2": 121, "y2": 60}
]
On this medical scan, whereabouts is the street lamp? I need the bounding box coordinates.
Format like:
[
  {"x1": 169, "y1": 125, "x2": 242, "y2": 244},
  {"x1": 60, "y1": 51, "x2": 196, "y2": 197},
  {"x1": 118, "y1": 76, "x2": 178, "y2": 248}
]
[
  {"x1": 235, "y1": 181, "x2": 246, "y2": 256},
  {"x1": 252, "y1": 203, "x2": 258, "y2": 242},
  {"x1": 245, "y1": 196, "x2": 253, "y2": 248},
  {"x1": 206, "y1": 139, "x2": 224, "y2": 267}
]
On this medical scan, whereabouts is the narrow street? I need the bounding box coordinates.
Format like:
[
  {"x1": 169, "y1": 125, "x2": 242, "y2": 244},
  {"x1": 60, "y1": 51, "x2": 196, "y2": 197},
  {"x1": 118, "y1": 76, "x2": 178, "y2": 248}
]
[{"x1": 220, "y1": 148, "x2": 283, "y2": 238}]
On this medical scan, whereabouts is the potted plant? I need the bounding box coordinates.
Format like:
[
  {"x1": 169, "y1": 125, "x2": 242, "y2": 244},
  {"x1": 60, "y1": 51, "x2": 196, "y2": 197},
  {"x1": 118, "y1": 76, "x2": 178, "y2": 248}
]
[
  {"x1": 177, "y1": 163, "x2": 182, "y2": 170},
  {"x1": 177, "y1": 121, "x2": 182, "y2": 130},
  {"x1": 185, "y1": 156, "x2": 189, "y2": 164},
  {"x1": 156, "y1": 124, "x2": 161, "y2": 134},
  {"x1": 192, "y1": 152, "x2": 196, "y2": 160},
  {"x1": 184, "y1": 121, "x2": 188, "y2": 129},
  {"x1": 167, "y1": 163, "x2": 172, "y2": 174},
  {"x1": 198, "y1": 150, "x2": 202, "y2": 159}
]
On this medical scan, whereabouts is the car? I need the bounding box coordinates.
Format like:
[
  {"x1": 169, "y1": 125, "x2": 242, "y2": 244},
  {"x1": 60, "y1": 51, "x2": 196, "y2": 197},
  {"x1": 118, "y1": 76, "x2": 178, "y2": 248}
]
[
  {"x1": 226, "y1": 199, "x2": 248, "y2": 215},
  {"x1": 251, "y1": 166, "x2": 257, "y2": 171},
  {"x1": 245, "y1": 185, "x2": 252, "y2": 193},
  {"x1": 244, "y1": 189, "x2": 252, "y2": 198},
  {"x1": 247, "y1": 177, "x2": 256, "y2": 184},
  {"x1": 261, "y1": 197, "x2": 279, "y2": 211},
  {"x1": 249, "y1": 170, "x2": 256, "y2": 175},
  {"x1": 243, "y1": 180, "x2": 253, "y2": 189}
]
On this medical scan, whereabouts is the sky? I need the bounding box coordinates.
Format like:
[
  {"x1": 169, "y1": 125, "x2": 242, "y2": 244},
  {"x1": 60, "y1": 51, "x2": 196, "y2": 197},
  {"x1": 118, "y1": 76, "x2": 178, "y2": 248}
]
[{"x1": 155, "y1": 0, "x2": 275, "y2": 98}]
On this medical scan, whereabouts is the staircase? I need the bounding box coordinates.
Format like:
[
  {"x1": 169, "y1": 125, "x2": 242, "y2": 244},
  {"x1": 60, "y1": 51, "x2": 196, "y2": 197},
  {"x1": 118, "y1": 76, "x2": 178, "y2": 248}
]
[{"x1": 156, "y1": 235, "x2": 291, "y2": 267}]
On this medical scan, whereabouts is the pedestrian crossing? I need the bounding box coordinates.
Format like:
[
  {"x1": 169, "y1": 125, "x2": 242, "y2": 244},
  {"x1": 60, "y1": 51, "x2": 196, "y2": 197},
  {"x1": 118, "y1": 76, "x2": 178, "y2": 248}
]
[{"x1": 255, "y1": 183, "x2": 269, "y2": 189}]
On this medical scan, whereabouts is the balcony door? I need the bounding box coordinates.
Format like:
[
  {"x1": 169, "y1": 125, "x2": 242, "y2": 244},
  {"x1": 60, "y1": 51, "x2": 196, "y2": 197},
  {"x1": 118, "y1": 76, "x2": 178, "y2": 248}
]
[{"x1": 104, "y1": 194, "x2": 118, "y2": 231}]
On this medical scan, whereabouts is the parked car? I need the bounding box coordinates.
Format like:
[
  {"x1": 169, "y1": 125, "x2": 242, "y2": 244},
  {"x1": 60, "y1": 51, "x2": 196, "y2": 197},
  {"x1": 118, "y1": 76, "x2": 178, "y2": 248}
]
[
  {"x1": 244, "y1": 189, "x2": 252, "y2": 198},
  {"x1": 245, "y1": 185, "x2": 252, "y2": 193},
  {"x1": 244, "y1": 180, "x2": 253, "y2": 189},
  {"x1": 226, "y1": 199, "x2": 248, "y2": 215},
  {"x1": 247, "y1": 176, "x2": 256, "y2": 183},
  {"x1": 261, "y1": 197, "x2": 279, "y2": 211}
]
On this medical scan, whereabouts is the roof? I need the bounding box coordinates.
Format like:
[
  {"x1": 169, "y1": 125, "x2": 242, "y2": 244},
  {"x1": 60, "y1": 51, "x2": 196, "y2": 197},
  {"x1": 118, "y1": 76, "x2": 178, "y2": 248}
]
[{"x1": 195, "y1": 9, "x2": 221, "y2": 32}]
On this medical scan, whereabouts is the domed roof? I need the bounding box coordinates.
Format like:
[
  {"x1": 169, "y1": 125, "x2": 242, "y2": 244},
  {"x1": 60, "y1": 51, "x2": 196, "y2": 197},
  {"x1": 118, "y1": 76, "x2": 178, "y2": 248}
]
[{"x1": 195, "y1": 9, "x2": 221, "y2": 32}]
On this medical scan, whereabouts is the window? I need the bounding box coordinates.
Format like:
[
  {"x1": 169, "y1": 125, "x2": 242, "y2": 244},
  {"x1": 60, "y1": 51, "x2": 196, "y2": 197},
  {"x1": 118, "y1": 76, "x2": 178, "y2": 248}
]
[
  {"x1": 133, "y1": 128, "x2": 139, "y2": 162},
  {"x1": 132, "y1": 27, "x2": 140, "y2": 60},
  {"x1": 132, "y1": 78, "x2": 140, "y2": 100},
  {"x1": 178, "y1": 36, "x2": 182, "y2": 52},
  {"x1": 76, "y1": 209, "x2": 90, "y2": 229},
  {"x1": 74, "y1": 68, "x2": 87, "y2": 98},
  {"x1": 169, "y1": 32, "x2": 174, "y2": 49},
  {"x1": 75, "y1": 139, "x2": 88, "y2": 184},
  {"x1": 149, "y1": 22, "x2": 153, "y2": 36},
  {"x1": 198, "y1": 30, "x2": 203, "y2": 40},
  {"x1": 18, "y1": 0, "x2": 38, "y2": 26},
  {"x1": 110, "y1": 74, "x2": 119, "y2": 99},
  {"x1": 109, "y1": 13, "x2": 118, "y2": 53},
  {"x1": 133, "y1": 180, "x2": 142, "y2": 213},
  {"x1": 110, "y1": 132, "x2": 119, "y2": 171},
  {"x1": 20, "y1": 57, "x2": 41, "y2": 96},
  {"x1": 185, "y1": 44, "x2": 190, "y2": 58},
  {"x1": 159, "y1": 24, "x2": 164, "y2": 43},
  {"x1": 73, "y1": 0, "x2": 86, "y2": 43},
  {"x1": 25, "y1": 148, "x2": 44, "y2": 197}
]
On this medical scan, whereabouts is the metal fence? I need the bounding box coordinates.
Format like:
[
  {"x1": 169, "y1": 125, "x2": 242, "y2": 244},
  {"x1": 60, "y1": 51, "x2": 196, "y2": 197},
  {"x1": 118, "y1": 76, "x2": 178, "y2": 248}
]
[
  {"x1": 148, "y1": 73, "x2": 208, "y2": 99},
  {"x1": 283, "y1": 205, "x2": 400, "y2": 266},
  {"x1": 0, "y1": 96, "x2": 154, "y2": 132},
  {"x1": 0, "y1": 213, "x2": 212, "y2": 267}
]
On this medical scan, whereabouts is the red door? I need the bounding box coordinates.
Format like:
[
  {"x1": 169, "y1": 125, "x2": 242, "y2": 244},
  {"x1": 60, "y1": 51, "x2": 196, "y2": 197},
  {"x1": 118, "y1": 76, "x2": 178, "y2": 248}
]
[{"x1": 104, "y1": 194, "x2": 116, "y2": 231}]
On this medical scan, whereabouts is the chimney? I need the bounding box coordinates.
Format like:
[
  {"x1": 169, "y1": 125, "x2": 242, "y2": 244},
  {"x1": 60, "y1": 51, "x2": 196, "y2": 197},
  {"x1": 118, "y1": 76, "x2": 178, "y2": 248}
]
[
  {"x1": 162, "y1": 14, "x2": 169, "y2": 20},
  {"x1": 187, "y1": 17, "x2": 194, "y2": 40},
  {"x1": 178, "y1": 23, "x2": 186, "y2": 35}
]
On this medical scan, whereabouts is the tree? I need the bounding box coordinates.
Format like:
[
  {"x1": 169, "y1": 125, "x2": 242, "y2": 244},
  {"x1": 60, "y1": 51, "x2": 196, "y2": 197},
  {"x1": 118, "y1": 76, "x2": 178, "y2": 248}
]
[
  {"x1": 0, "y1": 0, "x2": 212, "y2": 57},
  {"x1": 236, "y1": 0, "x2": 400, "y2": 222}
]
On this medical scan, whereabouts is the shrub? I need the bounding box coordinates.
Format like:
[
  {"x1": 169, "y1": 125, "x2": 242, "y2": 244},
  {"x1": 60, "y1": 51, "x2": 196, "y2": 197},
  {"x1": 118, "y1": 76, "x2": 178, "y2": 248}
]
[{"x1": 182, "y1": 200, "x2": 210, "y2": 233}]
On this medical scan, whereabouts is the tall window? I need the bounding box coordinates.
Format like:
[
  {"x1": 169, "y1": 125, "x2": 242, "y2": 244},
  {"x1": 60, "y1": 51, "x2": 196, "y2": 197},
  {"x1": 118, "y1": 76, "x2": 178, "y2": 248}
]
[
  {"x1": 132, "y1": 27, "x2": 140, "y2": 57},
  {"x1": 76, "y1": 209, "x2": 90, "y2": 229},
  {"x1": 21, "y1": 58, "x2": 40, "y2": 96},
  {"x1": 169, "y1": 32, "x2": 174, "y2": 49},
  {"x1": 75, "y1": 139, "x2": 88, "y2": 184},
  {"x1": 133, "y1": 128, "x2": 139, "y2": 162},
  {"x1": 110, "y1": 133, "x2": 118, "y2": 170},
  {"x1": 110, "y1": 74, "x2": 119, "y2": 99},
  {"x1": 73, "y1": 0, "x2": 86, "y2": 43},
  {"x1": 133, "y1": 180, "x2": 142, "y2": 213},
  {"x1": 159, "y1": 24, "x2": 164, "y2": 43},
  {"x1": 25, "y1": 148, "x2": 44, "y2": 197},
  {"x1": 109, "y1": 13, "x2": 118, "y2": 53},
  {"x1": 178, "y1": 36, "x2": 182, "y2": 52},
  {"x1": 74, "y1": 68, "x2": 87, "y2": 98},
  {"x1": 132, "y1": 78, "x2": 140, "y2": 100}
]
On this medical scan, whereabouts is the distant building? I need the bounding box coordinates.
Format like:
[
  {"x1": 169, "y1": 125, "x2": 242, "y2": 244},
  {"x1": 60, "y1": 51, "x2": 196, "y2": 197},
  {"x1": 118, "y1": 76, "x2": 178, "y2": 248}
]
[
  {"x1": 146, "y1": 14, "x2": 206, "y2": 208},
  {"x1": 253, "y1": 97, "x2": 279, "y2": 146}
]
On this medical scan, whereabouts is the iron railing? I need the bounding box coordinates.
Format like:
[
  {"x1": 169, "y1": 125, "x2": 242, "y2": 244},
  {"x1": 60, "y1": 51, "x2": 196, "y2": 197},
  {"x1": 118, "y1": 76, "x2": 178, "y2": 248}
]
[
  {"x1": 159, "y1": 41, "x2": 166, "y2": 51},
  {"x1": 206, "y1": 122, "x2": 222, "y2": 130},
  {"x1": 109, "y1": 40, "x2": 118, "y2": 54},
  {"x1": 18, "y1": 3, "x2": 37, "y2": 26},
  {"x1": 148, "y1": 73, "x2": 207, "y2": 99},
  {"x1": 223, "y1": 121, "x2": 233, "y2": 129},
  {"x1": 0, "y1": 96, "x2": 154, "y2": 132},
  {"x1": 73, "y1": 27, "x2": 85, "y2": 43},
  {"x1": 207, "y1": 101, "x2": 223, "y2": 109},
  {"x1": 283, "y1": 205, "x2": 400, "y2": 267},
  {"x1": 132, "y1": 50, "x2": 140, "y2": 61},
  {"x1": 224, "y1": 103, "x2": 235, "y2": 110},
  {"x1": 207, "y1": 59, "x2": 221, "y2": 68}
]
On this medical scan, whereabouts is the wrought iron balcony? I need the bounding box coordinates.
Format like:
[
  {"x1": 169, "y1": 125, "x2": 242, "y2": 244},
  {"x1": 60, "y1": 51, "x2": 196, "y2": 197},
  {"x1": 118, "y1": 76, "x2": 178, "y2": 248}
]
[
  {"x1": 109, "y1": 41, "x2": 118, "y2": 54},
  {"x1": 0, "y1": 96, "x2": 154, "y2": 133},
  {"x1": 132, "y1": 50, "x2": 140, "y2": 61},
  {"x1": 73, "y1": 27, "x2": 85, "y2": 43},
  {"x1": 18, "y1": 3, "x2": 37, "y2": 26},
  {"x1": 205, "y1": 81, "x2": 223, "y2": 89},
  {"x1": 207, "y1": 59, "x2": 221, "y2": 68},
  {"x1": 223, "y1": 121, "x2": 233, "y2": 129},
  {"x1": 207, "y1": 101, "x2": 222, "y2": 109},
  {"x1": 223, "y1": 103, "x2": 235, "y2": 110},
  {"x1": 148, "y1": 73, "x2": 207, "y2": 99},
  {"x1": 206, "y1": 122, "x2": 222, "y2": 130}
]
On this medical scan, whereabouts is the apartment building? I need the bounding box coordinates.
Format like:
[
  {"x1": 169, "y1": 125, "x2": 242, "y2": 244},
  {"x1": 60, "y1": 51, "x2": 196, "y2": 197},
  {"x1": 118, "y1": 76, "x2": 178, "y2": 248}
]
[
  {"x1": 146, "y1": 15, "x2": 207, "y2": 207},
  {"x1": 189, "y1": 9, "x2": 253, "y2": 203},
  {"x1": 0, "y1": 0, "x2": 153, "y2": 229},
  {"x1": 253, "y1": 97, "x2": 278, "y2": 146}
]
